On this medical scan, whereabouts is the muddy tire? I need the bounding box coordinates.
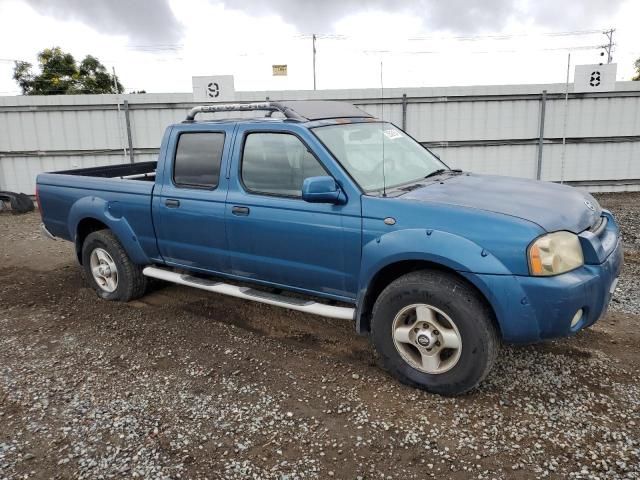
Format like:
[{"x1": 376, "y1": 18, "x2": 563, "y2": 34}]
[
  {"x1": 81, "y1": 229, "x2": 148, "y2": 302},
  {"x1": 371, "y1": 270, "x2": 500, "y2": 396}
]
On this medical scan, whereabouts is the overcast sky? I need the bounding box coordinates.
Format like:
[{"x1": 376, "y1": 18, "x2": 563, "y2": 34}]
[{"x1": 0, "y1": 0, "x2": 639, "y2": 95}]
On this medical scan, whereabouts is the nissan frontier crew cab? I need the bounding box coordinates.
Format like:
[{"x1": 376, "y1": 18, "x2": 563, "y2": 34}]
[{"x1": 36, "y1": 100, "x2": 623, "y2": 396}]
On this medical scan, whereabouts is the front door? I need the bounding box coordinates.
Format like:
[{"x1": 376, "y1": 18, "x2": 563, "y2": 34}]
[
  {"x1": 224, "y1": 124, "x2": 361, "y2": 301},
  {"x1": 153, "y1": 123, "x2": 234, "y2": 273}
]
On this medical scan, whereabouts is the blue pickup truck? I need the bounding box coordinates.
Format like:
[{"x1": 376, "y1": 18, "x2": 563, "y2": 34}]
[{"x1": 37, "y1": 100, "x2": 623, "y2": 395}]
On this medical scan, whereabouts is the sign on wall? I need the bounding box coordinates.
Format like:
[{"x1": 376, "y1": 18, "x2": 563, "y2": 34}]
[
  {"x1": 574, "y1": 64, "x2": 617, "y2": 93},
  {"x1": 272, "y1": 65, "x2": 288, "y2": 76},
  {"x1": 192, "y1": 75, "x2": 235, "y2": 102}
]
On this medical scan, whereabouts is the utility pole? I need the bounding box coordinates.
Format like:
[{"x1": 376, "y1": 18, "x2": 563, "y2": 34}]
[
  {"x1": 602, "y1": 28, "x2": 615, "y2": 64},
  {"x1": 312, "y1": 34, "x2": 317, "y2": 90}
]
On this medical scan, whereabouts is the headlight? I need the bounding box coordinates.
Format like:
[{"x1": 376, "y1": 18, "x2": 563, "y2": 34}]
[{"x1": 528, "y1": 231, "x2": 584, "y2": 276}]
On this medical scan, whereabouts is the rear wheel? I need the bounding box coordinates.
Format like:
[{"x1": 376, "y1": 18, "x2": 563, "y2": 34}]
[
  {"x1": 371, "y1": 270, "x2": 499, "y2": 396},
  {"x1": 81, "y1": 230, "x2": 147, "y2": 302}
]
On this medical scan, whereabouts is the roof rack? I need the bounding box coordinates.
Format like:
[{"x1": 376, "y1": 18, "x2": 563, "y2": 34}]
[{"x1": 184, "y1": 102, "x2": 306, "y2": 122}]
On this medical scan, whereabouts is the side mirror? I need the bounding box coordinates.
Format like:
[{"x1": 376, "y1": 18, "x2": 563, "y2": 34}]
[{"x1": 301, "y1": 176, "x2": 345, "y2": 204}]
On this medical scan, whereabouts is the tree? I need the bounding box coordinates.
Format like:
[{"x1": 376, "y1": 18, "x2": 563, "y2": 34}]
[
  {"x1": 13, "y1": 47, "x2": 124, "y2": 95},
  {"x1": 633, "y1": 58, "x2": 640, "y2": 81}
]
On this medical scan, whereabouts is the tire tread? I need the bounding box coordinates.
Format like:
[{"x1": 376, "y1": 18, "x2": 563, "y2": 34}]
[
  {"x1": 371, "y1": 269, "x2": 500, "y2": 396},
  {"x1": 82, "y1": 229, "x2": 147, "y2": 302}
]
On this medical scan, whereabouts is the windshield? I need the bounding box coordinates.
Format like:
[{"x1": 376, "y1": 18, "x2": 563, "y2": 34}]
[{"x1": 312, "y1": 122, "x2": 446, "y2": 192}]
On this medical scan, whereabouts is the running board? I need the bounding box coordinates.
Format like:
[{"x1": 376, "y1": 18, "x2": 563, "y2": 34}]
[{"x1": 142, "y1": 266, "x2": 355, "y2": 321}]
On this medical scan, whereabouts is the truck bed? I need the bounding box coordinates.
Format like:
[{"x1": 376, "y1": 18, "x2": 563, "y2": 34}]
[{"x1": 37, "y1": 161, "x2": 158, "y2": 254}]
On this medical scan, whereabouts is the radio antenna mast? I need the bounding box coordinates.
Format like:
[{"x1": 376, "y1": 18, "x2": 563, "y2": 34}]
[{"x1": 380, "y1": 60, "x2": 387, "y2": 197}]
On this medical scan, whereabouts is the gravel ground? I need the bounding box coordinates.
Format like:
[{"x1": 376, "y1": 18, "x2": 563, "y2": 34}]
[
  {"x1": 1, "y1": 193, "x2": 639, "y2": 480},
  {"x1": 596, "y1": 192, "x2": 640, "y2": 316}
]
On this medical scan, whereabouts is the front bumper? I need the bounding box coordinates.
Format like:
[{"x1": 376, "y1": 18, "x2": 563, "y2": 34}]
[{"x1": 472, "y1": 218, "x2": 623, "y2": 343}]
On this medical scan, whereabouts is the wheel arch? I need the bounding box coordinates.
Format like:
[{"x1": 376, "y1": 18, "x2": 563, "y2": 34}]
[
  {"x1": 75, "y1": 217, "x2": 109, "y2": 264},
  {"x1": 67, "y1": 196, "x2": 152, "y2": 266},
  {"x1": 355, "y1": 259, "x2": 502, "y2": 338}
]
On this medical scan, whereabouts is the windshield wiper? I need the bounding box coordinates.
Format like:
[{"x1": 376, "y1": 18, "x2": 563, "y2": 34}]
[
  {"x1": 398, "y1": 183, "x2": 425, "y2": 192},
  {"x1": 424, "y1": 169, "x2": 447, "y2": 179}
]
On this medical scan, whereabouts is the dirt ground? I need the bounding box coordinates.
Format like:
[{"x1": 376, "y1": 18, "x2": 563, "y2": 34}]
[{"x1": 0, "y1": 194, "x2": 639, "y2": 479}]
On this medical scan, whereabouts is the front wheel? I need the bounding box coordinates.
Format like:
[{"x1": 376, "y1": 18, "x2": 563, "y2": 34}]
[
  {"x1": 371, "y1": 270, "x2": 500, "y2": 396},
  {"x1": 81, "y1": 229, "x2": 148, "y2": 302}
]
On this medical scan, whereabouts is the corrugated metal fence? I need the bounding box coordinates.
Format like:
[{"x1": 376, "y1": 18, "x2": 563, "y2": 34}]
[{"x1": 1, "y1": 82, "x2": 639, "y2": 194}]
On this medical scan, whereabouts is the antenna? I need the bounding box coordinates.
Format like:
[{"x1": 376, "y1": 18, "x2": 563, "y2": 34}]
[{"x1": 380, "y1": 60, "x2": 387, "y2": 197}]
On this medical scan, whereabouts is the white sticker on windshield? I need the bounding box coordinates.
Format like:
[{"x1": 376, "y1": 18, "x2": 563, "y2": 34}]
[{"x1": 383, "y1": 128, "x2": 403, "y2": 140}]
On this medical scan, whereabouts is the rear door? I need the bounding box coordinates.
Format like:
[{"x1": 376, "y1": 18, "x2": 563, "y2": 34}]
[
  {"x1": 224, "y1": 123, "x2": 362, "y2": 301},
  {"x1": 153, "y1": 123, "x2": 235, "y2": 273}
]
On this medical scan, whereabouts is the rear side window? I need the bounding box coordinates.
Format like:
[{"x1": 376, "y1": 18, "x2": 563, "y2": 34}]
[
  {"x1": 241, "y1": 132, "x2": 326, "y2": 197},
  {"x1": 173, "y1": 132, "x2": 225, "y2": 188}
]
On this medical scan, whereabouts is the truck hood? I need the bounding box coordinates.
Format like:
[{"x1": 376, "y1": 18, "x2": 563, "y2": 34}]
[{"x1": 401, "y1": 173, "x2": 601, "y2": 233}]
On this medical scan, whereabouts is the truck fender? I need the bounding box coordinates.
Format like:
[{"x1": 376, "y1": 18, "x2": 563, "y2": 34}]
[
  {"x1": 355, "y1": 228, "x2": 511, "y2": 332},
  {"x1": 67, "y1": 196, "x2": 151, "y2": 265}
]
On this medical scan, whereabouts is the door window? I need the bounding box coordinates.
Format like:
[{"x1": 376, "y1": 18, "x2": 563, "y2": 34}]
[
  {"x1": 173, "y1": 132, "x2": 225, "y2": 188},
  {"x1": 241, "y1": 133, "x2": 326, "y2": 197}
]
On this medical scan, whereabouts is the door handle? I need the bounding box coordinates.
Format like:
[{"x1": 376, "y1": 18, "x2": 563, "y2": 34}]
[
  {"x1": 165, "y1": 199, "x2": 180, "y2": 208},
  {"x1": 232, "y1": 206, "x2": 250, "y2": 216}
]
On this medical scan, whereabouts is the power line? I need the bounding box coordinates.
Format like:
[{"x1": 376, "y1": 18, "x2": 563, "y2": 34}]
[
  {"x1": 86, "y1": 28, "x2": 610, "y2": 52},
  {"x1": 364, "y1": 44, "x2": 604, "y2": 56},
  {"x1": 408, "y1": 28, "x2": 604, "y2": 41},
  {"x1": 124, "y1": 45, "x2": 184, "y2": 53},
  {"x1": 300, "y1": 29, "x2": 603, "y2": 41}
]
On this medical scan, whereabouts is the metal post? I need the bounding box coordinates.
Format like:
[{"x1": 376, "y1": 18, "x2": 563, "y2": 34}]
[
  {"x1": 536, "y1": 90, "x2": 547, "y2": 180},
  {"x1": 124, "y1": 100, "x2": 135, "y2": 164},
  {"x1": 401, "y1": 93, "x2": 408, "y2": 131},
  {"x1": 312, "y1": 34, "x2": 317, "y2": 90},
  {"x1": 560, "y1": 54, "x2": 571, "y2": 184},
  {"x1": 112, "y1": 67, "x2": 127, "y2": 161}
]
